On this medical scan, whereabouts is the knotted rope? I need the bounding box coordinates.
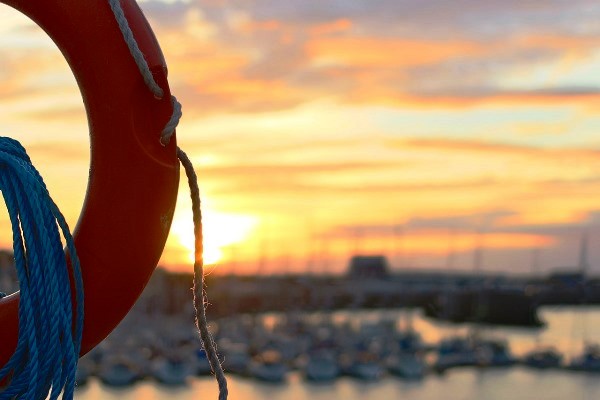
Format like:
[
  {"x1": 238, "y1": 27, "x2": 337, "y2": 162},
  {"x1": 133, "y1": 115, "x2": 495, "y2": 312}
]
[
  {"x1": 0, "y1": 138, "x2": 84, "y2": 400},
  {"x1": 108, "y1": 1, "x2": 227, "y2": 398}
]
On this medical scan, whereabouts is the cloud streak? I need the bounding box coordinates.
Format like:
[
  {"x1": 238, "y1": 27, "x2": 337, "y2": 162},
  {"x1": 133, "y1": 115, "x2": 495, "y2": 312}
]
[{"x1": 124, "y1": 0, "x2": 600, "y2": 114}]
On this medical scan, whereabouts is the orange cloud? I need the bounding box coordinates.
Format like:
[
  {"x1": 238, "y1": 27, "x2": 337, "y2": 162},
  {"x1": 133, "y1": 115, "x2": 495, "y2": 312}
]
[
  {"x1": 433, "y1": 91, "x2": 600, "y2": 109},
  {"x1": 237, "y1": 19, "x2": 282, "y2": 33},
  {"x1": 306, "y1": 36, "x2": 481, "y2": 68},
  {"x1": 513, "y1": 34, "x2": 600, "y2": 55},
  {"x1": 393, "y1": 231, "x2": 554, "y2": 256},
  {"x1": 309, "y1": 19, "x2": 352, "y2": 36}
]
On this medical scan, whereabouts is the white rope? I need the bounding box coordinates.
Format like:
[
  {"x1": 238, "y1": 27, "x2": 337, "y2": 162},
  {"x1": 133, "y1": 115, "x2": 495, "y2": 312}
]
[
  {"x1": 160, "y1": 96, "x2": 182, "y2": 146},
  {"x1": 107, "y1": 1, "x2": 227, "y2": 398},
  {"x1": 106, "y1": 0, "x2": 184, "y2": 146},
  {"x1": 107, "y1": 0, "x2": 164, "y2": 99}
]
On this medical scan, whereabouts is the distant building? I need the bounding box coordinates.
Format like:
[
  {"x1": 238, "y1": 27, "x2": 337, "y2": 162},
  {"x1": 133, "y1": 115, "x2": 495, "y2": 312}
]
[{"x1": 347, "y1": 255, "x2": 390, "y2": 279}]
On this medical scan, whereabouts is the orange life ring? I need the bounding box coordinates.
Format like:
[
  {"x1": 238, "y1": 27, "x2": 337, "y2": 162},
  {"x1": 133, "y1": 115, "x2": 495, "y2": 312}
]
[{"x1": 0, "y1": 0, "x2": 179, "y2": 366}]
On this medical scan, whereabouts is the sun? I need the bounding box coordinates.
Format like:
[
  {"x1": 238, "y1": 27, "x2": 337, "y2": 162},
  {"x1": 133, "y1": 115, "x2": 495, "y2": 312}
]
[{"x1": 169, "y1": 207, "x2": 257, "y2": 266}]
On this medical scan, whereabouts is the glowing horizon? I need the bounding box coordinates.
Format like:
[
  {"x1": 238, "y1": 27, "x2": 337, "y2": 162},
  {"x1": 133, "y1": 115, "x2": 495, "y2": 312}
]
[{"x1": 2, "y1": 1, "x2": 600, "y2": 276}]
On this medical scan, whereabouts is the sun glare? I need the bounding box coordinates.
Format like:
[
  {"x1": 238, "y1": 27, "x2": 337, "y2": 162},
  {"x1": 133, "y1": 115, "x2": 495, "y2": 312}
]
[{"x1": 169, "y1": 207, "x2": 257, "y2": 267}]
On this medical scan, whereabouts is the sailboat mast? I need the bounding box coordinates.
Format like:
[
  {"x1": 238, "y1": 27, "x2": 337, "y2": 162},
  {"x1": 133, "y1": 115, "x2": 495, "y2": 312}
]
[{"x1": 578, "y1": 230, "x2": 590, "y2": 278}]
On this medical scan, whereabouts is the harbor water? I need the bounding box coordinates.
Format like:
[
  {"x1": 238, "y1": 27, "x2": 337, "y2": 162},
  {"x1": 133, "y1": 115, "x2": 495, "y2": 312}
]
[
  {"x1": 76, "y1": 368, "x2": 600, "y2": 400},
  {"x1": 75, "y1": 306, "x2": 600, "y2": 400}
]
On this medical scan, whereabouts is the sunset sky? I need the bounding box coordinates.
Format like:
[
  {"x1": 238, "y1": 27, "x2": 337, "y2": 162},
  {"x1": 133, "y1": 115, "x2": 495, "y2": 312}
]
[{"x1": 1, "y1": 0, "x2": 600, "y2": 276}]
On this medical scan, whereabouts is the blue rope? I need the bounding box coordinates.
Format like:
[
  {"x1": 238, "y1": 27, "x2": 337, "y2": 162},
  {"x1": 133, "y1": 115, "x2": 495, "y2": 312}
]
[{"x1": 0, "y1": 137, "x2": 84, "y2": 400}]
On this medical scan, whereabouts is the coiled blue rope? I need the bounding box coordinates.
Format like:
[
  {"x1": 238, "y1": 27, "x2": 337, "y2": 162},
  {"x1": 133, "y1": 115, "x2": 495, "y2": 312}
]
[{"x1": 0, "y1": 137, "x2": 84, "y2": 400}]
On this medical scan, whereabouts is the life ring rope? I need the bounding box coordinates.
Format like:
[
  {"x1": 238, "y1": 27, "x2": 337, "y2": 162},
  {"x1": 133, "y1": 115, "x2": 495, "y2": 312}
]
[
  {"x1": 107, "y1": 0, "x2": 164, "y2": 99},
  {"x1": 108, "y1": 0, "x2": 228, "y2": 400},
  {"x1": 108, "y1": 0, "x2": 182, "y2": 146},
  {"x1": 106, "y1": 1, "x2": 228, "y2": 398},
  {"x1": 178, "y1": 148, "x2": 229, "y2": 400}
]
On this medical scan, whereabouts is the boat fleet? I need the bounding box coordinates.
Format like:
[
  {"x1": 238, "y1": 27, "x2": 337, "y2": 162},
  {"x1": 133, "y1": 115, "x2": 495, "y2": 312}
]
[{"x1": 72, "y1": 312, "x2": 600, "y2": 388}]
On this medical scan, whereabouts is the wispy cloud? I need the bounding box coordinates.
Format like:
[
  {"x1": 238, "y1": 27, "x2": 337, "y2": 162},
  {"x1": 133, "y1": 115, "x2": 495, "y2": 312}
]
[{"x1": 133, "y1": 0, "x2": 600, "y2": 113}]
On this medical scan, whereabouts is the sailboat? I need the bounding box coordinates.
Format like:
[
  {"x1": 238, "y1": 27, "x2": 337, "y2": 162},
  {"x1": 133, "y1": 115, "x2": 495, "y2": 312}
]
[
  {"x1": 567, "y1": 344, "x2": 600, "y2": 372},
  {"x1": 97, "y1": 356, "x2": 142, "y2": 387},
  {"x1": 388, "y1": 351, "x2": 426, "y2": 379},
  {"x1": 424, "y1": 227, "x2": 467, "y2": 321},
  {"x1": 151, "y1": 356, "x2": 190, "y2": 386},
  {"x1": 523, "y1": 231, "x2": 592, "y2": 369},
  {"x1": 341, "y1": 351, "x2": 384, "y2": 381},
  {"x1": 475, "y1": 337, "x2": 517, "y2": 367},
  {"x1": 433, "y1": 335, "x2": 479, "y2": 373},
  {"x1": 429, "y1": 228, "x2": 478, "y2": 373},
  {"x1": 249, "y1": 349, "x2": 288, "y2": 383},
  {"x1": 566, "y1": 232, "x2": 600, "y2": 372},
  {"x1": 387, "y1": 311, "x2": 427, "y2": 379},
  {"x1": 566, "y1": 312, "x2": 600, "y2": 373},
  {"x1": 304, "y1": 350, "x2": 340, "y2": 382},
  {"x1": 522, "y1": 347, "x2": 563, "y2": 369}
]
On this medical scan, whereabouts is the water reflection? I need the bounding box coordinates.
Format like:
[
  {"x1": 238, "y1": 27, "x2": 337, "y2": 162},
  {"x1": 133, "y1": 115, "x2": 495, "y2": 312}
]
[{"x1": 73, "y1": 307, "x2": 600, "y2": 400}]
